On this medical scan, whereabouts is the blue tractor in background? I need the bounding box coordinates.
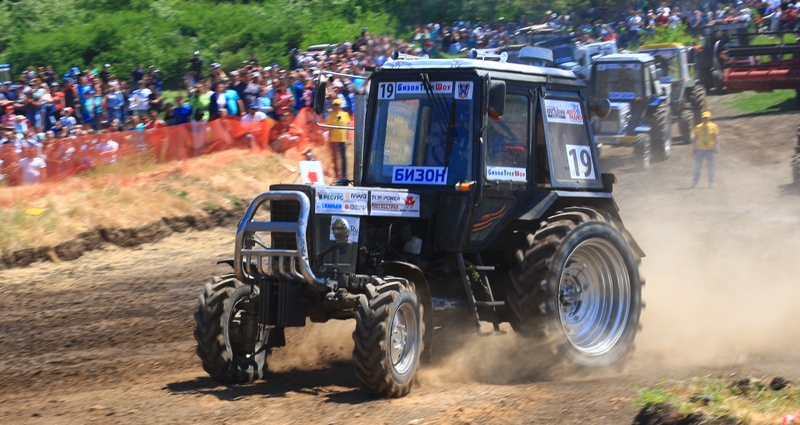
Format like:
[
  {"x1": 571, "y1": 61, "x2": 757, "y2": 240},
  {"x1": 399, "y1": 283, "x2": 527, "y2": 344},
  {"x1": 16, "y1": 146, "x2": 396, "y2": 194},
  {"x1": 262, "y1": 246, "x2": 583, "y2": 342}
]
[{"x1": 590, "y1": 53, "x2": 673, "y2": 170}]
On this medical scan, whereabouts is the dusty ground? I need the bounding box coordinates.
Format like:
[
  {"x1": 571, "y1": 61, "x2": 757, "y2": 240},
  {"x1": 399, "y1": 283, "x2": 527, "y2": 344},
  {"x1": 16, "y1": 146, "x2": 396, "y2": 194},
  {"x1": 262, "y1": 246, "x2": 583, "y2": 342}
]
[{"x1": 0, "y1": 93, "x2": 799, "y2": 425}]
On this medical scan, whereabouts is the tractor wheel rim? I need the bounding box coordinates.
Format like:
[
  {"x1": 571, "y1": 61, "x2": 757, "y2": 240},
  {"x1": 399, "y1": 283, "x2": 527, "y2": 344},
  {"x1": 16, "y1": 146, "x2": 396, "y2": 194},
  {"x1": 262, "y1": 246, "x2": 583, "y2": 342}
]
[
  {"x1": 389, "y1": 302, "x2": 418, "y2": 375},
  {"x1": 558, "y1": 238, "x2": 631, "y2": 357}
]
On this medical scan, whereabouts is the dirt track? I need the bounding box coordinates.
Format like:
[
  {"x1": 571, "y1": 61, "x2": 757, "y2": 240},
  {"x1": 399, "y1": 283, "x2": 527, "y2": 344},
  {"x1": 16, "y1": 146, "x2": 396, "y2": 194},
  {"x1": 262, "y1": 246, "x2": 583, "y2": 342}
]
[{"x1": 1, "y1": 94, "x2": 799, "y2": 424}]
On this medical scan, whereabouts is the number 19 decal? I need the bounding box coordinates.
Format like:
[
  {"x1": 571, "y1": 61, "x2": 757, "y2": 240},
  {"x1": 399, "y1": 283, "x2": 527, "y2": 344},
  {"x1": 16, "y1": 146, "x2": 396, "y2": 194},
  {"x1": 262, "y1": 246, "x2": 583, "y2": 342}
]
[
  {"x1": 377, "y1": 82, "x2": 395, "y2": 99},
  {"x1": 566, "y1": 144, "x2": 596, "y2": 180}
]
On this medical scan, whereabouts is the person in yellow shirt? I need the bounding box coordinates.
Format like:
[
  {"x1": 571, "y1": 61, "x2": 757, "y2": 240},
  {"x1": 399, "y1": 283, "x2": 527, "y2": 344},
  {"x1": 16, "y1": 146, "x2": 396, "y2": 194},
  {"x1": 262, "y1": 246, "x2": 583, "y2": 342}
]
[
  {"x1": 326, "y1": 98, "x2": 351, "y2": 180},
  {"x1": 692, "y1": 110, "x2": 719, "y2": 188}
]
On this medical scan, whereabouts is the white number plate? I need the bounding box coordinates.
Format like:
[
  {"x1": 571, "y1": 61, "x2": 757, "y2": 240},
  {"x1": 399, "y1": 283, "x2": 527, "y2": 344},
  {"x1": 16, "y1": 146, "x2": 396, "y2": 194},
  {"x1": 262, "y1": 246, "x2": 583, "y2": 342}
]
[{"x1": 566, "y1": 144, "x2": 596, "y2": 180}]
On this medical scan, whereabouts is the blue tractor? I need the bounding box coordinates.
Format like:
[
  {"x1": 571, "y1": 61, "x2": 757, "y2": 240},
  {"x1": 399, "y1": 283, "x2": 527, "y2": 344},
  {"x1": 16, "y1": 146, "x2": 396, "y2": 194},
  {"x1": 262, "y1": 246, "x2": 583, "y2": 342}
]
[{"x1": 590, "y1": 53, "x2": 672, "y2": 169}]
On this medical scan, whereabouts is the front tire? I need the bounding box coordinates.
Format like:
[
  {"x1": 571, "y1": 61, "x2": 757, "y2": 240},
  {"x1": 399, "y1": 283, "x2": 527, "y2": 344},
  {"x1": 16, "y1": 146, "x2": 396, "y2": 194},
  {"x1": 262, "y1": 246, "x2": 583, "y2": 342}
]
[
  {"x1": 688, "y1": 85, "x2": 707, "y2": 124},
  {"x1": 353, "y1": 277, "x2": 424, "y2": 398},
  {"x1": 194, "y1": 275, "x2": 268, "y2": 384},
  {"x1": 649, "y1": 102, "x2": 671, "y2": 162},
  {"x1": 678, "y1": 108, "x2": 694, "y2": 144},
  {"x1": 508, "y1": 207, "x2": 643, "y2": 367},
  {"x1": 634, "y1": 133, "x2": 651, "y2": 171}
]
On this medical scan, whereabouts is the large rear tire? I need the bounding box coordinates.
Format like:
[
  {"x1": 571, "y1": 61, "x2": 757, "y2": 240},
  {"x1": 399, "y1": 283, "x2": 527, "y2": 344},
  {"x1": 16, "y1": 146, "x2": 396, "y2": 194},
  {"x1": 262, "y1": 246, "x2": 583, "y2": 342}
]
[
  {"x1": 678, "y1": 108, "x2": 694, "y2": 144},
  {"x1": 353, "y1": 277, "x2": 424, "y2": 398},
  {"x1": 649, "y1": 102, "x2": 671, "y2": 162},
  {"x1": 194, "y1": 275, "x2": 268, "y2": 384},
  {"x1": 508, "y1": 207, "x2": 643, "y2": 367},
  {"x1": 688, "y1": 85, "x2": 707, "y2": 124}
]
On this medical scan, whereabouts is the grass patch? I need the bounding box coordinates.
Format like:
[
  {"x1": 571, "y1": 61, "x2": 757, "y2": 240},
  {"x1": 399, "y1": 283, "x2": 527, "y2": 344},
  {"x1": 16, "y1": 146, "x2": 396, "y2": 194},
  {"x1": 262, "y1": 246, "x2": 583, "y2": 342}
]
[
  {"x1": 752, "y1": 33, "x2": 798, "y2": 46},
  {"x1": 726, "y1": 90, "x2": 799, "y2": 114},
  {"x1": 634, "y1": 375, "x2": 800, "y2": 424}
]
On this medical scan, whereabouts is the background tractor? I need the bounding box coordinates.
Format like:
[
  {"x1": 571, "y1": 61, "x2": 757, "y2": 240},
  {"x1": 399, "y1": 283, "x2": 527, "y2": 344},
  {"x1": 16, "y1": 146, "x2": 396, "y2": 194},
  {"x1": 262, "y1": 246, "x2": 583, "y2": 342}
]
[
  {"x1": 638, "y1": 43, "x2": 707, "y2": 140},
  {"x1": 589, "y1": 53, "x2": 673, "y2": 169}
]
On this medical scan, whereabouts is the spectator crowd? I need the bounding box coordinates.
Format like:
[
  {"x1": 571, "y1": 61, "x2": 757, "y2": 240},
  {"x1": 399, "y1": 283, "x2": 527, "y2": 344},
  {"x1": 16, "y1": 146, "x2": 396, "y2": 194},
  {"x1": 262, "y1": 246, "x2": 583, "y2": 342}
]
[{"x1": 1, "y1": 0, "x2": 799, "y2": 186}]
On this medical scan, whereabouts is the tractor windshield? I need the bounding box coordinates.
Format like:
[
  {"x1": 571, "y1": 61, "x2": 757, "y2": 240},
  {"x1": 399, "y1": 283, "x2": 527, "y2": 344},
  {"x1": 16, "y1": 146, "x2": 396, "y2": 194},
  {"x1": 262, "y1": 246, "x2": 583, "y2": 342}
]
[
  {"x1": 592, "y1": 62, "x2": 645, "y2": 101},
  {"x1": 365, "y1": 79, "x2": 476, "y2": 186}
]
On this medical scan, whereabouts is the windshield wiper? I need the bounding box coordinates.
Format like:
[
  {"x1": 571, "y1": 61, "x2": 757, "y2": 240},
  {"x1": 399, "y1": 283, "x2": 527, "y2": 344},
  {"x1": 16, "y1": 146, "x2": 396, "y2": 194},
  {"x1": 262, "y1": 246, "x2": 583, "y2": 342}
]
[
  {"x1": 443, "y1": 98, "x2": 457, "y2": 168},
  {"x1": 421, "y1": 73, "x2": 457, "y2": 167}
]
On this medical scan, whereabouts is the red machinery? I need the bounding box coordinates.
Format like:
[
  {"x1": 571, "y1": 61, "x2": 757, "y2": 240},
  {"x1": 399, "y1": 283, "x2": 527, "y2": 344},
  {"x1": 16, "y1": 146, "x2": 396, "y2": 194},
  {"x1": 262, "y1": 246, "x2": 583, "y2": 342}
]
[{"x1": 716, "y1": 34, "x2": 800, "y2": 93}]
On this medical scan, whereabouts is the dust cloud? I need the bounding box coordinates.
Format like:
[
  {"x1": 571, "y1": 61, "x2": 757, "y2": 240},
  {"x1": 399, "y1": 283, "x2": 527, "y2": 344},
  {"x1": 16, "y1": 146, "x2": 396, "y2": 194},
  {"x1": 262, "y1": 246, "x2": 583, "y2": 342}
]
[
  {"x1": 267, "y1": 320, "x2": 355, "y2": 372},
  {"x1": 421, "y1": 166, "x2": 800, "y2": 384},
  {"x1": 629, "y1": 206, "x2": 800, "y2": 368}
]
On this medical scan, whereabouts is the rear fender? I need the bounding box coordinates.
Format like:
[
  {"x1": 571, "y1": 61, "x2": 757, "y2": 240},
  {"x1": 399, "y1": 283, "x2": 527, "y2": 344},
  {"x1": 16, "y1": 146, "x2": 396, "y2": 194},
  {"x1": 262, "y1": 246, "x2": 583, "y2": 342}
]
[
  {"x1": 379, "y1": 261, "x2": 434, "y2": 364},
  {"x1": 512, "y1": 192, "x2": 645, "y2": 257}
]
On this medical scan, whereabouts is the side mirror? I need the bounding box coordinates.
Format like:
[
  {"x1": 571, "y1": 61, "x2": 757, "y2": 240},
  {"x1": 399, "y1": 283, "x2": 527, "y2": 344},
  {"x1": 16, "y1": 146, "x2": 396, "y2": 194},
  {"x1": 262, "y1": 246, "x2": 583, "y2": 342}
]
[
  {"x1": 593, "y1": 98, "x2": 611, "y2": 118},
  {"x1": 313, "y1": 80, "x2": 328, "y2": 116},
  {"x1": 488, "y1": 80, "x2": 506, "y2": 119}
]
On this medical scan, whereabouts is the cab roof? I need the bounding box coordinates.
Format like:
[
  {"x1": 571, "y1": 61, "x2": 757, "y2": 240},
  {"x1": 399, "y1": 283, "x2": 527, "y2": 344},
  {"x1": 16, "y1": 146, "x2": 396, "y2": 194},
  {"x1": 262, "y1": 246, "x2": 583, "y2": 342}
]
[
  {"x1": 379, "y1": 57, "x2": 580, "y2": 82},
  {"x1": 594, "y1": 53, "x2": 654, "y2": 64}
]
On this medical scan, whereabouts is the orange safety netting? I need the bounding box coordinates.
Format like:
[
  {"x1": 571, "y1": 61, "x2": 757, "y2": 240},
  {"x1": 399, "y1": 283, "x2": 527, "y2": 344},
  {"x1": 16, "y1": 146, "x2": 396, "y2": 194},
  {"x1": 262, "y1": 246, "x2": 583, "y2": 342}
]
[{"x1": 0, "y1": 107, "x2": 345, "y2": 190}]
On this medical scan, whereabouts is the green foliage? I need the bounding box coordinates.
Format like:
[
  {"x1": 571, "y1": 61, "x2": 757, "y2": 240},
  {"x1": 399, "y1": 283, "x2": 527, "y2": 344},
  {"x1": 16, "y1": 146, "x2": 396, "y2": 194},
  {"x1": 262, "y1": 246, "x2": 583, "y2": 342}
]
[
  {"x1": 639, "y1": 25, "x2": 699, "y2": 48},
  {"x1": 0, "y1": 0, "x2": 396, "y2": 88}
]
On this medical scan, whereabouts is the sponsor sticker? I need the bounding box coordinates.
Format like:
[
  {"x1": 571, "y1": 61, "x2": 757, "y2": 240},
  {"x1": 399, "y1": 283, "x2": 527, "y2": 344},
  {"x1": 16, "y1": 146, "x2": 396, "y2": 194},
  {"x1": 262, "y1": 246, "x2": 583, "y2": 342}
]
[
  {"x1": 370, "y1": 191, "x2": 421, "y2": 217},
  {"x1": 329, "y1": 215, "x2": 360, "y2": 244},
  {"x1": 486, "y1": 166, "x2": 527, "y2": 182},
  {"x1": 455, "y1": 81, "x2": 473, "y2": 100},
  {"x1": 609, "y1": 92, "x2": 636, "y2": 100},
  {"x1": 392, "y1": 166, "x2": 448, "y2": 185},
  {"x1": 314, "y1": 188, "x2": 369, "y2": 215},
  {"x1": 378, "y1": 81, "x2": 453, "y2": 99},
  {"x1": 544, "y1": 99, "x2": 584, "y2": 125}
]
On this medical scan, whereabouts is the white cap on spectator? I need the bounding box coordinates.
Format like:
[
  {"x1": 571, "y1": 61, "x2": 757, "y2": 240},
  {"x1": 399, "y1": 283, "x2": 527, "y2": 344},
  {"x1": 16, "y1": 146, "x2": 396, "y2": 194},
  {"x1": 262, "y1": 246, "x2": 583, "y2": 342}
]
[
  {"x1": 230, "y1": 70, "x2": 239, "y2": 76},
  {"x1": 194, "y1": 51, "x2": 200, "y2": 55},
  {"x1": 104, "y1": 63, "x2": 111, "y2": 68}
]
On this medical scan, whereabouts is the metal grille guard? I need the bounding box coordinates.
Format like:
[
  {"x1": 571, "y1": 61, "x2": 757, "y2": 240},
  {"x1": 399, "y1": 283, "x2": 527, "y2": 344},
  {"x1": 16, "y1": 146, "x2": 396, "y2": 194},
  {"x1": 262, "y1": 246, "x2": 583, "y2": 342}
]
[{"x1": 234, "y1": 191, "x2": 329, "y2": 290}]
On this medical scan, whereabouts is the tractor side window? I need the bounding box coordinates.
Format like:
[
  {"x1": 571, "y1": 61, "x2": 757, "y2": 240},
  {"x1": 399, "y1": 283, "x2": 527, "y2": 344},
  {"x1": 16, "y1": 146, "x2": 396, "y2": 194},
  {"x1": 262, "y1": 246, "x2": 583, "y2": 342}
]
[
  {"x1": 543, "y1": 97, "x2": 599, "y2": 186},
  {"x1": 486, "y1": 94, "x2": 528, "y2": 182}
]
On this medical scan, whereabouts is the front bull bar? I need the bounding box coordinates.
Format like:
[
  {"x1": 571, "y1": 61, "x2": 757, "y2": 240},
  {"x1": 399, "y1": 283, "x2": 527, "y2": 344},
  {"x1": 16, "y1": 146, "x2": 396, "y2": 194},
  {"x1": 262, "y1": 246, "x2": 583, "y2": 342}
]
[{"x1": 234, "y1": 191, "x2": 331, "y2": 291}]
